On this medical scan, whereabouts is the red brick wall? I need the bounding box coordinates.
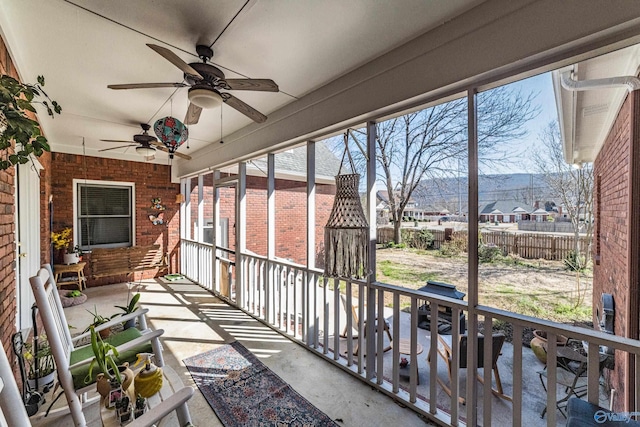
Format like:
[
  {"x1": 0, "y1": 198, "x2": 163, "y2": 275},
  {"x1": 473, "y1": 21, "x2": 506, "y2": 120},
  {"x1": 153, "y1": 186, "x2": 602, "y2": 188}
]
[
  {"x1": 50, "y1": 153, "x2": 180, "y2": 286},
  {"x1": 593, "y1": 92, "x2": 635, "y2": 412},
  {"x1": 0, "y1": 36, "x2": 19, "y2": 373},
  {"x1": 195, "y1": 175, "x2": 335, "y2": 265}
]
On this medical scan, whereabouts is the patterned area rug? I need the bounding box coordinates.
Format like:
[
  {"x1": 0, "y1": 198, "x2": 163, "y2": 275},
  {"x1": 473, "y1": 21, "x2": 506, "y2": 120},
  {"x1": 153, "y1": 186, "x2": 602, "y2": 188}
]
[{"x1": 184, "y1": 342, "x2": 339, "y2": 427}]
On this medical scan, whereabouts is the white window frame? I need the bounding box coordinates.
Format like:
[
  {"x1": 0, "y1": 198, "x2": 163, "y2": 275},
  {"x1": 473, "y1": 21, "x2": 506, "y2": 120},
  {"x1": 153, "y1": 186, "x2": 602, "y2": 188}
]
[{"x1": 73, "y1": 179, "x2": 136, "y2": 249}]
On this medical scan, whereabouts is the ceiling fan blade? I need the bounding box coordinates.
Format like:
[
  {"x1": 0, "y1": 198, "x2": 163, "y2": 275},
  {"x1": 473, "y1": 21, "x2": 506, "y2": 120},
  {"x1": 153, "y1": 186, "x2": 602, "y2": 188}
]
[
  {"x1": 150, "y1": 142, "x2": 192, "y2": 160},
  {"x1": 171, "y1": 150, "x2": 192, "y2": 160},
  {"x1": 99, "y1": 144, "x2": 135, "y2": 152},
  {"x1": 108, "y1": 82, "x2": 187, "y2": 90},
  {"x1": 147, "y1": 44, "x2": 203, "y2": 80},
  {"x1": 100, "y1": 139, "x2": 135, "y2": 143},
  {"x1": 184, "y1": 103, "x2": 203, "y2": 125},
  {"x1": 222, "y1": 93, "x2": 267, "y2": 123},
  {"x1": 222, "y1": 79, "x2": 279, "y2": 92}
]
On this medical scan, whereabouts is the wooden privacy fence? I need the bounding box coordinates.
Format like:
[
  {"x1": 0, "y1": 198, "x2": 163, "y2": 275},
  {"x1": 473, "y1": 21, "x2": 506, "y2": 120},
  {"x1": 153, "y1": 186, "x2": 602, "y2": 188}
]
[{"x1": 376, "y1": 227, "x2": 590, "y2": 261}]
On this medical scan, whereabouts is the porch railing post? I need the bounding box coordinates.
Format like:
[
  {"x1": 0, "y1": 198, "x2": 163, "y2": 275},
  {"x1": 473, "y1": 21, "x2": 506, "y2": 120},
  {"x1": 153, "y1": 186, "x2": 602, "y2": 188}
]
[{"x1": 365, "y1": 120, "x2": 377, "y2": 381}]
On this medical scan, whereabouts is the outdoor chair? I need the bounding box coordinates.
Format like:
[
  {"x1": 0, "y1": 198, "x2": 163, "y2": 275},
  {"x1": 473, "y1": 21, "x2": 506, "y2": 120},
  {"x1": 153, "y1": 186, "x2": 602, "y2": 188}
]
[
  {"x1": 29, "y1": 264, "x2": 167, "y2": 426},
  {"x1": 436, "y1": 333, "x2": 512, "y2": 404},
  {"x1": 339, "y1": 294, "x2": 393, "y2": 355},
  {"x1": 0, "y1": 333, "x2": 194, "y2": 427},
  {"x1": 538, "y1": 343, "x2": 608, "y2": 419}
]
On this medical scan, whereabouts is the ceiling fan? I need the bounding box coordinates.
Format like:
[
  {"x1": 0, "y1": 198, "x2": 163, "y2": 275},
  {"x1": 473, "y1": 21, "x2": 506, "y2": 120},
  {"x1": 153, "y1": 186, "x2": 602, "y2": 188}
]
[
  {"x1": 99, "y1": 123, "x2": 192, "y2": 160},
  {"x1": 108, "y1": 44, "x2": 279, "y2": 125}
]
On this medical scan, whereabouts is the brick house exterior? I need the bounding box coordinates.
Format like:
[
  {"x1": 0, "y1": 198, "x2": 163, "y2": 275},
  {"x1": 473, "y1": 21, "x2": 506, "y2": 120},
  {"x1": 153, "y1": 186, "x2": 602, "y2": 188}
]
[
  {"x1": 50, "y1": 152, "x2": 181, "y2": 286},
  {"x1": 592, "y1": 90, "x2": 640, "y2": 412},
  {"x1": 0, "y1": 35, "x2": 19, "y2": 374},
  {"x1": 192, "y1": 174, "x2": 336, "y2": 267}
]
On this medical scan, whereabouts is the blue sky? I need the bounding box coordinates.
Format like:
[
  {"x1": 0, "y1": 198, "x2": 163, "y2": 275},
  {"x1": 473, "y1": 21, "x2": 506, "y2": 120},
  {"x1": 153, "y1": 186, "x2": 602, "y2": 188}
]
[{"x1": 488, "y1": 72, "x2": 558, "y2": 175}]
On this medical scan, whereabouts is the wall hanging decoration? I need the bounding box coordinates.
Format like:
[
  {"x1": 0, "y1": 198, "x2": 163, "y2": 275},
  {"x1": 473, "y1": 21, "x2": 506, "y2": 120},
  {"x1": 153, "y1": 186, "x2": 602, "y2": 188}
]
[
  {"x1": 151, "y1": 197, "x2": 165, "y2": 211},
  {"x1": 153, "y1": 116, "x2": 188, "y2": 159},
  {"x1": 149, "y1": 197, "x2": 166, "y2": 225},
  {"x1": 149, "y1": 213, "x2": 164, "y2": 226},
  {"x1": 324, "y1": 133, "x2": 369, "y2": 279}
]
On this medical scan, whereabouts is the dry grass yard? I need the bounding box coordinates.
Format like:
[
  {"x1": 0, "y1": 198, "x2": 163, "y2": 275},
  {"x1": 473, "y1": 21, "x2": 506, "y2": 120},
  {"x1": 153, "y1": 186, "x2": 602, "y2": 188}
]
[{"x1": 375, "y1": 247, "x2": 592, "y2": 324}]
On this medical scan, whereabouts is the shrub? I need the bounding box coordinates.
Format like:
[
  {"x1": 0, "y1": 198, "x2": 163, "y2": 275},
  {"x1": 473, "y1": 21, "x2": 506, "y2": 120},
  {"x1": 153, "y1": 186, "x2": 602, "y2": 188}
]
[
  {"x1": 439, "y1": 235, "x2": 466, "y2": 256},
  {"x1": 478, "y1": 244, "x2": 501, "y2": 263},
  {"x1": 564, "y1": 250, "x2": 588, "y2": 272}
]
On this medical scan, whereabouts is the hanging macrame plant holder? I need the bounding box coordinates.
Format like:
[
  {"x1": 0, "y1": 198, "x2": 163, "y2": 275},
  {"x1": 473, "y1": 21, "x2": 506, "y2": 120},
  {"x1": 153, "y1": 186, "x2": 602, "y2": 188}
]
[{"x1": 324, "y1": 135, "x2": 369, "y2": 279}]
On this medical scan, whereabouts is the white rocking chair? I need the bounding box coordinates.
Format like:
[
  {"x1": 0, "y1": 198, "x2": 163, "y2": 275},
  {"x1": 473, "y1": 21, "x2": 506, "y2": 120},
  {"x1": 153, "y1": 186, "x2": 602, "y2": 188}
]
[{"x1": 29, "y1": 264, "x2": 192, "y2": 427}]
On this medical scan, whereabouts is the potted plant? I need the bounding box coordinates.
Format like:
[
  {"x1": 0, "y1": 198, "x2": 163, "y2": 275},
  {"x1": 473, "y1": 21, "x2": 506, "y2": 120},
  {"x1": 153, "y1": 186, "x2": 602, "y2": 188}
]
[
  {"x1": 51, "y1": 227, "x2": 82, "y2": 264},
  {"x1": 0, "y1": 74, "x2": 61, "y2": 169},
  {"x1": 134, "y1": 394, "x2": 147, "y2": 418},
  {"x1": 83, "y1": 306, "x2": 111, "y2": 339},
  {"x1": 111, "y1": 293, "x2": 141, "y2": 329},
  {"x1": 85, "y1": 326, "x2": 126, "y2": 402},
  {"x1": 23, "y1": 333, "x2": 56, "y2": 393},
  {"x1": 116, "y1": 395, "x2": 132, "y2": 424}
]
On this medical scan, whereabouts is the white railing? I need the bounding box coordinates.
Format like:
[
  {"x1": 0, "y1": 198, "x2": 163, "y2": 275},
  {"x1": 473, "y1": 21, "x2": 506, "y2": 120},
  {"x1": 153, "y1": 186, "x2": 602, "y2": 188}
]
[
  {"x1": 183, "y1": 247, "x2": 640, "y2": 427},
  {"x1": 180, "y1": 239, "x2": 213, "y2": 290}
]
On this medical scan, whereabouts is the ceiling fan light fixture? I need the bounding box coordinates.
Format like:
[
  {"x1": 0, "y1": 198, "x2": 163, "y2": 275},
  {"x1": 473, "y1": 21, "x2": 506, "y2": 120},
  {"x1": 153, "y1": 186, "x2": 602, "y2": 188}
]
[
  {"x1": 188, "y1": 87, "x2": 222, "y2": 109},
  {"x1": 136, "y1": 145, "x2": 156, "y2": 157}
]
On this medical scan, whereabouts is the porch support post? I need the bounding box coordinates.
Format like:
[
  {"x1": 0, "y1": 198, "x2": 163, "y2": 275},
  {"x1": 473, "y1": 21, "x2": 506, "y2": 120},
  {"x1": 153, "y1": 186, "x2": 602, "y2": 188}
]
[
  {"x1": 180, "y1": 178, "x2": 187, "y2": 271},
  {"x1": 213, "y1": 171, "x2": 220, "y2": 293},
  {"x1": 365, "y1": 120, "x2": 377, "y2": 381},
  {"x1": 306, "y1": 141, "x2": 316, "y2": 346},
  {"x1": 185, "y1": 177, "x2": 192, "y2": 241},
  {"x1": 267, "y1": 154, "x2": 276, "y2": 323},
  {"x1": 197, "y1": 174, "x2": 204, "y2": 243},
  {"x1": 237, "y1": 162, "x2": 247, "y2": 308},
  {"x1": 466, "y1": 87, "x2": 479, "y2": 425},
  {"x1": 625, "y1": 89, "x2": 640, "y2": 411}
]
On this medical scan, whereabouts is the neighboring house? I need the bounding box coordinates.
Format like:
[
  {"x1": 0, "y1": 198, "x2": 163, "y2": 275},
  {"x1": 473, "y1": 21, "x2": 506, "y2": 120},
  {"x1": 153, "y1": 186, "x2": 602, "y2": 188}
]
[
  {"x1": 376, "y1": 190, "x2": 448, "y2": 221},
  {"x1": 553, "y1": 43, "x2": 640, "y2": 412},
  {"x1": 478, "y1": 201, "x2": 535, "y2": 223},
  {"x1": 530, "y1": 208, "x2": 550, "y2": 222}
]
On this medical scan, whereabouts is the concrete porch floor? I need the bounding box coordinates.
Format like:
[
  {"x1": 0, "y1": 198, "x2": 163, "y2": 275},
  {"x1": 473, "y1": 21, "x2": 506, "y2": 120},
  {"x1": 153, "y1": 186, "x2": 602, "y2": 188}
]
[{"x1": 30, "y1": 276, "x2": 435, "y2": 427}]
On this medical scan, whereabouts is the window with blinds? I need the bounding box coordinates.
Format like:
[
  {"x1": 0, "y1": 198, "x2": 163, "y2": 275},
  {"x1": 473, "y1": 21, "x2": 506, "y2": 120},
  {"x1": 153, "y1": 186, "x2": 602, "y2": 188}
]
[{"x1": 77, "y1": 183, "x2": 133, "y2": 248}]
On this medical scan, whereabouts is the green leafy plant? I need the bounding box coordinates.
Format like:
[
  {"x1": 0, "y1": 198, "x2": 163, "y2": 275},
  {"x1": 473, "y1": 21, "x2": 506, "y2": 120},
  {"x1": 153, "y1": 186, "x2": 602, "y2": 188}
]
[
  {"x1": 84, "y1": 326, "x2": 122, "y2": 385},
  {"x1": 0, "y1": 75, "x2": 61, "y2": 169},
  {"x1": 83, "y1": 306, "x2": 110, "y2": 333},
  {"x1": 112, "y1": 293, "x2": 140, "y2": 317}
]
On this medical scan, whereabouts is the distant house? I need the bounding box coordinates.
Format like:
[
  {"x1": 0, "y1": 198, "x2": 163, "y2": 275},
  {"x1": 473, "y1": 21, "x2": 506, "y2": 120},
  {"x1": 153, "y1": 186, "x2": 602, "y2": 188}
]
[
  {"x1": 376, "y1": 191, "x2": 423, "y2": 220},
  {"x1": 530, "y1": 208, "x2": 550, "y2": 222},
  {"x1": 478, "y1": 201, "x2": 535, "y2": 223}
]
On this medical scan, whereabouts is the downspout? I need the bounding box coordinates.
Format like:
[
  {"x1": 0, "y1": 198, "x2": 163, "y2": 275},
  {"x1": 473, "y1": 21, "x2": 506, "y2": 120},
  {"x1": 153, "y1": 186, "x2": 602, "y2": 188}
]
[
  {"x1": 560, "y1": 71, "x2": 640, "y2": 92},
  {"x1": 562, "y1": 69, "x2": 640, "y2": 412}
]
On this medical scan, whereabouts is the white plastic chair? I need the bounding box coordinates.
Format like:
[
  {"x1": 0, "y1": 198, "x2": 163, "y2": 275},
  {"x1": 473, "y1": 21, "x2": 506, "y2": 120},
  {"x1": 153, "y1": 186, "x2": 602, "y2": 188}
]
[{"x1": 29, "y1": 264, "x2": 171, "y2": 426}]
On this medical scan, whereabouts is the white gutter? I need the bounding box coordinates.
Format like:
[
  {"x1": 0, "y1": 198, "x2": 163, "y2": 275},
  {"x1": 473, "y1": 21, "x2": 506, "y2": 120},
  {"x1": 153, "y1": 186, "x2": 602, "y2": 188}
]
[{"x1": 560, "y1": 71, "x2": 640, "y2": 92}]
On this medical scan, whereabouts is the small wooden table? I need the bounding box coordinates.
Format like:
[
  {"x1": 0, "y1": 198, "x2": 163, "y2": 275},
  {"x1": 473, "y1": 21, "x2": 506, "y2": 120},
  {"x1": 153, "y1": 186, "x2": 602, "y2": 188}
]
[
  {"x1": 53, "y1": 262, "x2": 86, "y2": 290},
  {"x1": 100, "y1": 365, "x2": 187, "y2": 427},
  {"x1": 394, "y1": 338, "x2": 423, "y2": 384}
]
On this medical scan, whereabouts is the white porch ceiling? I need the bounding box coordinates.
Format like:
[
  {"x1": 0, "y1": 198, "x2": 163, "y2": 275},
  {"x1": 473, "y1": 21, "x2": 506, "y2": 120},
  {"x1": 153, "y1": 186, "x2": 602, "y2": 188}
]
[{"x1": 0, "y1": 0, "x2": 481, "y2": 166}]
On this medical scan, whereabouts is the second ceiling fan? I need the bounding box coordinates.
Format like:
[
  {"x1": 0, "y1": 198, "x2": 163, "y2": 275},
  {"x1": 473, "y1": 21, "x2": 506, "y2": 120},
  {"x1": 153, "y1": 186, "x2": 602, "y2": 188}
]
[
  {"x1": 108, "y1": 44, "x2": 279, "y2": 125},
  {"x1": 100, "y1": 123, "x2": 192, "y2": 160}
]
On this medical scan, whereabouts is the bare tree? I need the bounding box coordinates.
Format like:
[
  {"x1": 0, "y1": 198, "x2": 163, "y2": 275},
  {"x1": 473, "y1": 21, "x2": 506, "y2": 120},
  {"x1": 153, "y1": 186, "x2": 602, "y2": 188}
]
[
  {"x1": 532, "y1": 121, "x2": 593, "y2": 306},
  {"x1": 366, "y1": 87, "x2": 538, "y2": 243}
]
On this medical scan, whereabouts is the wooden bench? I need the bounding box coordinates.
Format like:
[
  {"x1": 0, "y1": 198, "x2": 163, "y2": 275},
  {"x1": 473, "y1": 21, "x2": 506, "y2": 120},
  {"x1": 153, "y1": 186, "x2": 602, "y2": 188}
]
[{"x1": 90, "y1": 244, "x2": 167, "y2": 279}]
